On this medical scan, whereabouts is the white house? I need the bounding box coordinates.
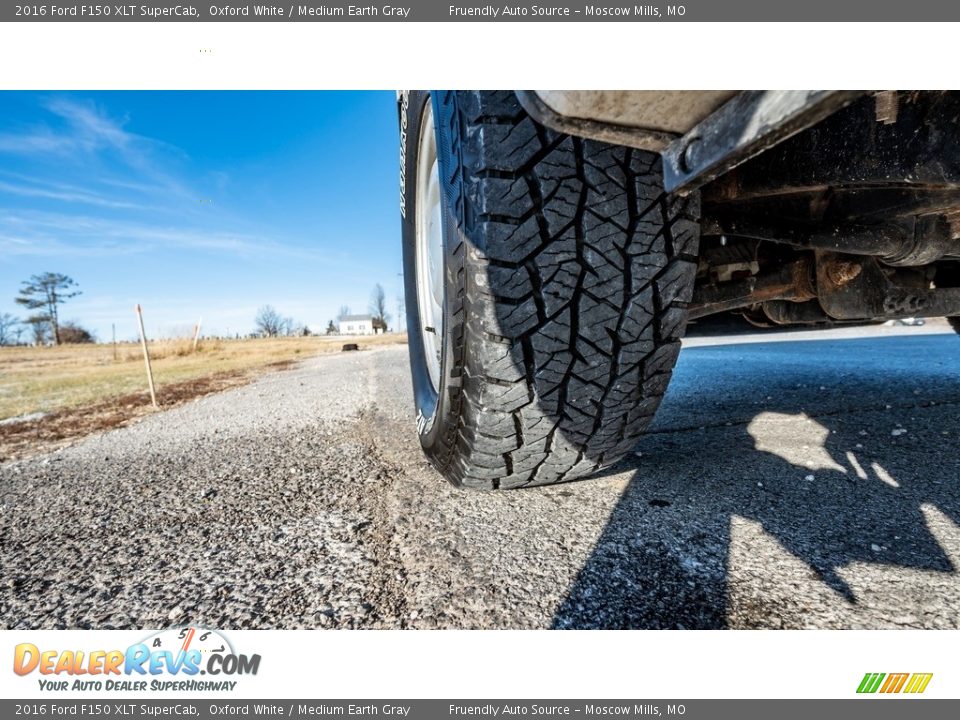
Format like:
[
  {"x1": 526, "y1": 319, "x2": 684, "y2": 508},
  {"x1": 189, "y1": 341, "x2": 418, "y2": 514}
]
[{"x1": 337, "y1": 314, "x2": 376, "y2": 335}]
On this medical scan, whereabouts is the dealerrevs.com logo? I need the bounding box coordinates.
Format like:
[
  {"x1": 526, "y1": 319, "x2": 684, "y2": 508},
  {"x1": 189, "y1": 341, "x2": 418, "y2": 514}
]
[
  {"x1": 13, "y1": 627, "x2": 260, "y2": 692},
  {"x1": 857, "y1": 672, "x2": 933, "y2": 694}
]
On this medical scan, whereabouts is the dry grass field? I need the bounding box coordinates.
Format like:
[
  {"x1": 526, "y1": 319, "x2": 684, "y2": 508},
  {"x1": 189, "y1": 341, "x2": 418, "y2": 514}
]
[
  {"x1": 0, "y1": 334, "x2": 407, "y2": 460},
  {"x1": 0, "y1": 333, "x2": 407, "y2": 420}
]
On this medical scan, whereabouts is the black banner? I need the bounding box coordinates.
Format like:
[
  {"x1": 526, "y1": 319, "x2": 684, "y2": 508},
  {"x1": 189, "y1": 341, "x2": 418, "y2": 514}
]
[
  {"x1": 4, "y1": 1, "x2": 960, "y2": 22},
  {"x1": 2, "y1": 700, "x2": 957, "y2": 719}
]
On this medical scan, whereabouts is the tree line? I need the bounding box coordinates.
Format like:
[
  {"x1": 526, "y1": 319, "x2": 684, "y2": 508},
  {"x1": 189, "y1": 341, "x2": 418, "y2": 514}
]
[
  {"x1": 252, "y1": 305, "x2": 310, "y2": 337},
  {"x1": 255, "y1": 282, "x2": 393, "y2": 338},
  {"x1": 1, "y1": 273, "x2": 400, "y2": 346},
  {"x1": 0, "y1": 272, "x2": 93, "y2": 346}
]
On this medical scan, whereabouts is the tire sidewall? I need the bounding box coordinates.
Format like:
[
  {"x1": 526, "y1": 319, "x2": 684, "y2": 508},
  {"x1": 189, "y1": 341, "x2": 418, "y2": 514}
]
[{"x1": 401, "y1": 90, "x2": 463, "y2": 465}]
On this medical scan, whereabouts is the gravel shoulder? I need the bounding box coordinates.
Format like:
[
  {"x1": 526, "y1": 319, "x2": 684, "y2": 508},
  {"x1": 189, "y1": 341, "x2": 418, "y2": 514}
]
[{"x1": 2, "y1": 327, "x2": 959, "y2": 629}]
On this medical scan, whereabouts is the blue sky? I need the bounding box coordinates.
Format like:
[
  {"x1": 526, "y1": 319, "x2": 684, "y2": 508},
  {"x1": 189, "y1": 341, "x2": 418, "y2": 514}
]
[{"x1": 0, "y1": 91, "x2": 401, "y2": 341}]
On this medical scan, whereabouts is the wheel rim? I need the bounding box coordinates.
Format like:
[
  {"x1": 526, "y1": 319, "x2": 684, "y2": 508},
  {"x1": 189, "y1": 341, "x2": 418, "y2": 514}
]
[{"x1": 415, "y1": 102, "x2": 444, "y2": 393}]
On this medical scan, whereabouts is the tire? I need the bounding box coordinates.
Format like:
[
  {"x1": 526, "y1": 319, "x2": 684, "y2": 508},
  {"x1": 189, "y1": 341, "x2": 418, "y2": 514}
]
[
  {"x1": 400, "y1": 90, "x2": 700, "y2": 489},
  {"x1": 935, "y1": 263, "x2": 960, "y2": 334}
]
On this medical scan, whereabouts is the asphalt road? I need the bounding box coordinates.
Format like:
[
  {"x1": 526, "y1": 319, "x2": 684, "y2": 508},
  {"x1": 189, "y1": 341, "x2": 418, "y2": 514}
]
[{"x1": 2, "y1": 324, "x2": 959, "y2": 629}]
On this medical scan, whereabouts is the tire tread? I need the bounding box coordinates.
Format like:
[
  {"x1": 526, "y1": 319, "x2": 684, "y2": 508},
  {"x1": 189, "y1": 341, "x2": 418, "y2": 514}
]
[{"x1": 433, "y1": 91, "x2": 699, "y2": 488}]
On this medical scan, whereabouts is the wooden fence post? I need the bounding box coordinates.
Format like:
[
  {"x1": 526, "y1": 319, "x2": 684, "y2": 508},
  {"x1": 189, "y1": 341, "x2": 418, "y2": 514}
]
[
  {"x1": 135, "y1": 304, "x2": 158, "y2": 408},
  {"x1": 192, "y1": 316, "x2": 202, "y2": 353}
]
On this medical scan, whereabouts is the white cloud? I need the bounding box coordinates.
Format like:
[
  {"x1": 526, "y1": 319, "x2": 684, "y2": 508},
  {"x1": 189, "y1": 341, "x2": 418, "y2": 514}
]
[
  {"x1": 0, "y1": 179, "x2": 141, "y2": 209},
  {"x1": 0, "y1": 98, "x2": 130, "y2": 157},
  {"x1": 0, "y1": 98, "x2": 191, "y2": 199},
  {"x1": 44, "y1": 97, "x2": 134, "y2": 151},
  {"x1": 0, "y1": 209, "x2": 337, "y2": 262}
]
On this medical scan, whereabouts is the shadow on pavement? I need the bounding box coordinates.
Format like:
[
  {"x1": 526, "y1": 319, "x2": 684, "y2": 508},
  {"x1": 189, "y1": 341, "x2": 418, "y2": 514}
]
[{"x1": 552, "y1": 332, "x2": 960, "y2": 628}]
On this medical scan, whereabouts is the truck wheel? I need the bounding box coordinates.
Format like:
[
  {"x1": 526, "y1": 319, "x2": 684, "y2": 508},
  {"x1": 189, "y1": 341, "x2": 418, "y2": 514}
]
[
  {"x1": 400, "y1": 91, "x2": 699, "y2": 489},
  {"x1": 936, "y1": 264, "x2": 960, "y2": 334}
]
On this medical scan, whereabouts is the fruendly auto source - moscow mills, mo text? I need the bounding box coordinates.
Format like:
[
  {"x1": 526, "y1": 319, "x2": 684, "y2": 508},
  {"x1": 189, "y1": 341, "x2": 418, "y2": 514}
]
[{"x1": 448, "y1": 4, "x2": 681, "y2": 17}]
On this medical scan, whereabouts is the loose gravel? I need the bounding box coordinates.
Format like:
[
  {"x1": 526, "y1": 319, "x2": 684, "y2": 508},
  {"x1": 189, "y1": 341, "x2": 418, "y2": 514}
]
[{"x1": 2, "y1": 328, "x2": 959, "y2": 629}]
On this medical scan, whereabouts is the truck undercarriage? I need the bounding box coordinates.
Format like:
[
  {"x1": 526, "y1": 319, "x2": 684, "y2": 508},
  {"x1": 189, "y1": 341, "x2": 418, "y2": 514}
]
[{"x1": 522, "y1": 90, "x2": 960, "y2": 329}]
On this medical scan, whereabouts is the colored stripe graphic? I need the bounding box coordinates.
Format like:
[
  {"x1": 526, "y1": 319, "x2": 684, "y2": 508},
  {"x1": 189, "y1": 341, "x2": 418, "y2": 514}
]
[
  {"x1": 857, "y1": 672, "x2": 932, "y2": 694},
  {"x1": 880, "y1": 673, "x2": 909, "y2": 693},
  {"x1": 857, "y1": 673, "x2": 885, "y2": 693},
  {"x1": 904, "y1": 673, "x2": 933, "y2": 694}
]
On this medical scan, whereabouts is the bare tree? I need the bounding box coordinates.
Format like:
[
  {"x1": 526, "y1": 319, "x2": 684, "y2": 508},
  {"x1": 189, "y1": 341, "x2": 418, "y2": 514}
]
[
  {"x1": 286, "y1": 317, "x2": 306, "y2": 336},
  {"x1": 369, "y1": 283, "x2": 391, "y2": 332},
  {"x1": 338, "y1": 305, "x2": 351, "y2": 320},
  {"x1": 254, "y1": 305, "x2": 285, "y2": 337},
  {"x1": 28, "y1": 317, "x2": 48, "y2": 345},
  {"x1": 0, "y1": 313, "x2": 20, "y2": 346},
  {"x1": 15, "y1": 272, "x2": 81, "y2": 345}
]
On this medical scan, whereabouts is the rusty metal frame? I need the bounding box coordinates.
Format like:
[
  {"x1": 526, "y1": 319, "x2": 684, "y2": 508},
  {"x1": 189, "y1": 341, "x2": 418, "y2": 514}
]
[{"x1": 662, "y1": 90, "x2": 866, "y2": 195}]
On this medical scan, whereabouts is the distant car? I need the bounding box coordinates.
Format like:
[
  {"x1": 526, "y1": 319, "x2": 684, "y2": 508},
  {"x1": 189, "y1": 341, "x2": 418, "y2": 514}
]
[{"x1": 399, "y1": 91, "x2": 960, "y2": 489}]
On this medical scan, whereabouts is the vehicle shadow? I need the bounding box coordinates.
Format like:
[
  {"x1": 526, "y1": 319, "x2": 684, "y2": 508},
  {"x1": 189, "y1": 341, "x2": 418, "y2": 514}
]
[{"x1": 551, "y1": 332, "x2": 960, "y2": 628}]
